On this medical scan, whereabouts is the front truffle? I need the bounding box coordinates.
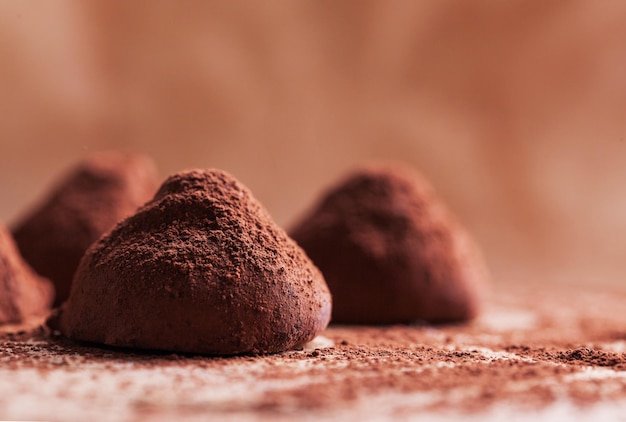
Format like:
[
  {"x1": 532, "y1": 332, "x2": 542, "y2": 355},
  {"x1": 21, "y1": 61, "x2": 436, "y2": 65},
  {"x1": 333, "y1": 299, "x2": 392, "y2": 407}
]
[
  {"x1": 0, "y1": 224, "x2": 53, "y2": 324},
  {"x1": 290, "y1": 164, "x2": 488, "y2": 325},
  {"x1": 12, "y1": 152, "x2": 159, "y2": 305},
  {"x1": 57, "y1": 169, "x2": 332, "y2": 355}
]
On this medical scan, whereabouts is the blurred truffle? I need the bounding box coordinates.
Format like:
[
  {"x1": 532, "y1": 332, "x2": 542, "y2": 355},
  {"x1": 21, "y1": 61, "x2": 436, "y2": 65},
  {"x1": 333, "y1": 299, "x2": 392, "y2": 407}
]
[
  {"x1": 12, "y1": 152, "x2": 159, "y2": 305},
  {"x1": 56, "y1": 169, "x2": 331, "y2": 355},
  {"x1": 0, "y1": 223, "x2": 53, "y2": 324},
  {"x1": 290, "y1": 164, "x2": 488, "y2": 324}
]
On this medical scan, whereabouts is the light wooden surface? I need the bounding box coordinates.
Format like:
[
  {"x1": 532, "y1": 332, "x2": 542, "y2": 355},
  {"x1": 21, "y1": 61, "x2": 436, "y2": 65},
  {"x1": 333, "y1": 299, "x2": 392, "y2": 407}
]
[{"x1": 1, "y1": 282, "x2": 626, "y2": 421}]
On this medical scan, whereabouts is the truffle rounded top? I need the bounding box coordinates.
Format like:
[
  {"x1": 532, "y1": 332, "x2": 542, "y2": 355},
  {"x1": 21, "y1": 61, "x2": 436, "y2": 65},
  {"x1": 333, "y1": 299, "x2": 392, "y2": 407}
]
[
  {"x1": 0, "y1": 224, "x2": 53, "y2": 324},
  {"x1": 290, "y1": 163, "x2": 488, "y2": 324},
  {"x1": 12, "y1": 152, "x2": 159, "y2": 305},
  {"x1": 58, "y1": 169, "x2": 331, "y2": 355}
]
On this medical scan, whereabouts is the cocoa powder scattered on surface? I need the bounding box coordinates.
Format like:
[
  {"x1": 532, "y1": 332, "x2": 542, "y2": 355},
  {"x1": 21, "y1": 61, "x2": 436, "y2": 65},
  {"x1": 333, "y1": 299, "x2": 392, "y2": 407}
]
[
  {"x1": 546, "y1": 347, "x2": 626, "y2": 369},
  {"x1": 0, "y1": 224, "x2": 53, "y2": 324},
  {"x1": 291, "y1": 163, "x2": 488, "y2": 324},
  {"x1": 56, "y1": 169, "x2": 331, "y2": 355},
  {"x1": 2, "y1": 282, "x2": 626, "y2": 421},
  {"x1": 12, "y1": 152, "x2": 159, "y2": 306}
]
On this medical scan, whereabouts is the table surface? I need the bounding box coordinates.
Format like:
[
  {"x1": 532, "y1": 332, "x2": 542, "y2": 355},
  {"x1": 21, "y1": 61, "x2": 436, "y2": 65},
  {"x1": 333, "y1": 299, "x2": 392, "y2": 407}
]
[{"x1": 2, "y1": 281, "x2": 626, "y2": 421}]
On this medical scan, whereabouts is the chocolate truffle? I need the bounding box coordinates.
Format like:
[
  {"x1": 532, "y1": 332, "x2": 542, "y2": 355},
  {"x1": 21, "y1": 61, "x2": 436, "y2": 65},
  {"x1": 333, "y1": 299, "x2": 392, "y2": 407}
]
[
  {"x1": 0, "y1": 223, "x2": 53, "y2": 324},
  {"x1": 290, "y1": 164, "x2": 488, "y2": 325},
  {"x1": 12, "y1": 152, "x2": 159, "y2": 305},
  {"x1": 56, "y1": 169, "x2": 331, "y2": 355}
]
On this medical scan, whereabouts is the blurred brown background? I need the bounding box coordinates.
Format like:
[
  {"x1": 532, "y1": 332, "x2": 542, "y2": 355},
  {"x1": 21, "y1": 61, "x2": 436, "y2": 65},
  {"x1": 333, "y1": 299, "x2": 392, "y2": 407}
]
[{"x1": 1, "y1": 1, "x2": 626, "y2": 287}]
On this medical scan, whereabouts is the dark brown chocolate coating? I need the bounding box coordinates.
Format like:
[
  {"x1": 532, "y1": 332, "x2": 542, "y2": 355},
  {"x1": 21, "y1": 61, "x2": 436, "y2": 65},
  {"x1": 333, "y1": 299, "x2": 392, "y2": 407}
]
[
  {"x1": 57, "y1": 169, "x2": 331, "y2": 355},
  {"x1": 0, "y1": 223, "x2": 54, "y2": 324},
  {"x1": 290, "y1": 164, "x2": 488, "y2": 325},
  {"x1": 12, "y1": 152, "x2": 159, "y2": 305}
]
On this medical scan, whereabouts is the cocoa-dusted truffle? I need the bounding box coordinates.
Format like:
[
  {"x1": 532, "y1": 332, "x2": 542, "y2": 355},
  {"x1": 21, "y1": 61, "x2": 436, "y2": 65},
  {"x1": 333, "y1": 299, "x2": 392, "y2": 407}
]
[
  {"x1": 56, "y1": 169, "x2": 331, "y2": 355},
  {"x1": 13, "y1": 152, "x2": 159, "y2": 305},
  {"x1": 0, "y1": 223, "x2": 53, "y2": 324},
  {"x1": 290, "y1": 164, "x2": 488, "y2": 325}
]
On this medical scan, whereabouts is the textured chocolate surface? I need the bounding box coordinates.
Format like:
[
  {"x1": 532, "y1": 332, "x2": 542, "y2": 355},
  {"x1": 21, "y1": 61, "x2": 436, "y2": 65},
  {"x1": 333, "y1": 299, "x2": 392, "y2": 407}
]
[
  {"x1": 291, "y1": 164, "x2": 488, "y2": 324},
  {"x1": 56, "y1": 169, "x2": 331, "y2": 355},
  {"x1": 12, "y1": 152, "x2": 159, "y2": 305},
  {"x1": 0, "y1": 224, "x2": 53, "y2": 324}
]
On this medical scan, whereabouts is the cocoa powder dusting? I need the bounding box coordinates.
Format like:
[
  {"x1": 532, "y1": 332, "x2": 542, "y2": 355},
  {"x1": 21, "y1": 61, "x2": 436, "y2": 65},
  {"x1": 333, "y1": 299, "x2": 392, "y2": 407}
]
[
  {"x1": 0, "y1": 224, "x2": 53, "y2": 324},
  {"x1": 12, "y1": 152, "x2": 159, "y2": 305},
  {"x1": 2, "y1": 283, "x2": 626, "y2": 420},
  {"x1": 291, "y1": 164, "x2": 488, "y2": 324},
  {"x1": 56, "y1": 169, "x2": 331, "y2": 355}
]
